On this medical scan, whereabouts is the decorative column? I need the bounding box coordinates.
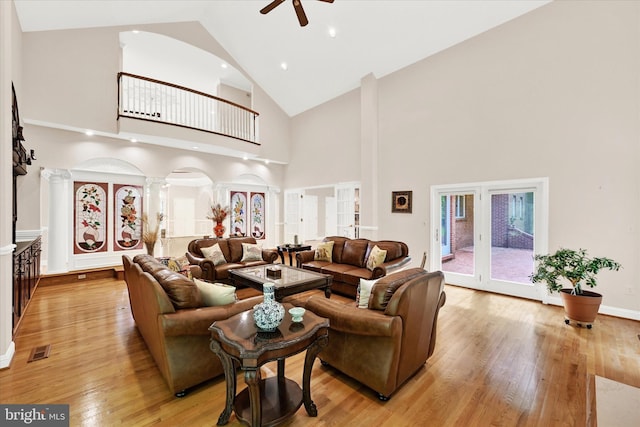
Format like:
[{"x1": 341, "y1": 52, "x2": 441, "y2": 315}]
[
  {"x1": 145, "y1": 177, "x2": 167, "y2": 256},
  {"x1": 41, "y1": 168, "x2": 72, "y2": 274}
]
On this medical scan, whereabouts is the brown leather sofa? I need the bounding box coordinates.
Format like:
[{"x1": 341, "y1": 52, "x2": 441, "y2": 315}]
[
  {"x1": 186, "y1": 236, "x2": 278, "y2": 283},
  {"x1": 122, "y1": 254, "x2": 262, "y2": 396},
  {"x1": 296, "y1": 236, "x2": 411, "y2": 298},
  {"x1": 304, "y1": 268, "x2": 446, "y2": 400}
]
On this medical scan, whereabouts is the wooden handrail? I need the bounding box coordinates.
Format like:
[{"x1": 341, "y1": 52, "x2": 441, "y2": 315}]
[{"x1": 117, "y1": 72, "x2": 260, "y2": 144}]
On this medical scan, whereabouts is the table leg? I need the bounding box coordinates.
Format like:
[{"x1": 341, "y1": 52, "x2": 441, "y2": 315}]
[
  {"x1": 278, "y1": 249, "x2": 285, "y2": 264},
  {"x1": 288, "y1": 252, "x2": 294, "y2": 267},
  {"x1": 210, "y1": 339, "x2": 236, "y2": 426},
  {"x1": 245, "y1": 368, "x2": 262, "y2": 427},
  {"x1": 302, "y1": 334, "x2": 328, "y2": 416}
]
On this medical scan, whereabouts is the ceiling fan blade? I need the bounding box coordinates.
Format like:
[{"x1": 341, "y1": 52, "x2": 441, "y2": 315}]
[
  {"x1": 260, "y1": 0, "x2": 285, "y2": 15},
  {"x1": 293, "y1": 0, "x2": 308, "y2": 26},
  {"x1": 317, "y1": 0, "x2": 335, "y2": 3}
]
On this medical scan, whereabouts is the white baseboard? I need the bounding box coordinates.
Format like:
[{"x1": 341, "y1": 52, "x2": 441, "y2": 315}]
[{"x1": 0, "y1": 341, "x2": 15, "y2": 369}]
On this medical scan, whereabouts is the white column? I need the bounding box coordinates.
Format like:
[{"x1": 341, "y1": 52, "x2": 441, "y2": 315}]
[
  {"x1": 360, "y1": 73, "x2": 379, "y2": 240},
  {"x1": 41, "y1": 169, "x2": 72, "y2": 274},
  {"x1": 0, "y1": 0, "x2": 15, "y2": 368},
  {"x1": 145, "y1": 177, "x2": 166, "y2": 256}
]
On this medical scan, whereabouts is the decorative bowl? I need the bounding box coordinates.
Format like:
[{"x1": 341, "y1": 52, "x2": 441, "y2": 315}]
[{"x1": 289, "y1": 307, "x2": 306, "y2": 323}]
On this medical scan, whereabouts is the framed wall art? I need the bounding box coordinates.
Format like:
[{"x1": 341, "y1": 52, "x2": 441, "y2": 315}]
[
  {"x1": 114, "y1": 184, "x2": 143, "y2": 251},
  {"x1": 230, "y1": 191, "x2": 248, "y2": 236},
  {"x1": 74, "y1": 181, "x2": 108, "y2": 254},
  {"x1": 250, "y1": 192, "x2": 265, "y2": 239},
  {"x1": 392, "y1": 191, "x2": 412, "y2": 213}
]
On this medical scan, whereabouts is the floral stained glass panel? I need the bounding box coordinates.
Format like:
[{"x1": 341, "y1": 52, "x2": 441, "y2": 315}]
[
  {"x1": 114, "y1": 184, "x2": 143, "y2": 251},
  {"x1": 74, "y1": 182, "x2": 108, "y2": 254},
  {"x1": 230, "y1": 191, "x2": 247, "y2": 236},
  {"x1": 250, "y1": 192, "x2": 265, "y2": 239}
]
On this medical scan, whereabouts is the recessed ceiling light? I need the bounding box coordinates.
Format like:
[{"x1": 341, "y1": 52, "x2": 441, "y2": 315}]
[
  {"x1": 192, "y1": 146, "x2": 199, "y2": 150},
  {"x1": 132, "y1": 30, "x2": 140, "y2": 34},
  {"x1": 85, "y1": 130, "x2": 94, "y2": 136},
  {"x1": 264, "y1": 159, "x2": 270, "y2": 165},
  {"x1": 243, "y1": 155, "x2": 248, "y2": 160},
  {"x1": 328, "y1": 27, "x2": 337, "y2": 38},
  {"x1": 221, "y1": 63, "x2": 228, "y2": 69},
  {"x1": 280, "y1": 62, "x2": 288, "y2": 71},
  {"x1": 130, "y1": 138, "x2": 137, "y2": 143}
]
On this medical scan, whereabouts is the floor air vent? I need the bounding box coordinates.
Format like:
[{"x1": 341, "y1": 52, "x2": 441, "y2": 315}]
[{"x1": 27, "y1": 344, "x2": 51, "y2": 363}]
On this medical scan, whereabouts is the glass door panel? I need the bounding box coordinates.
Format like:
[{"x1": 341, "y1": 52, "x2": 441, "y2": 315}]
[
  {"x1": 489, "y1": 191, "x2": 535, "y2": 284},
  {"x1": 441, "y1": 193, "x2": 475, "y2": 277}
]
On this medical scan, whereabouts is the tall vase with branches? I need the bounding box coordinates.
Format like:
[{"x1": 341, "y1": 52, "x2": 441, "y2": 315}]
[
  {"x1": 208, "y1": 203, "x2": 230, "y2": 238},
  {"x1": 142, "y1": 212, "x2": 164, "y2": 256}
]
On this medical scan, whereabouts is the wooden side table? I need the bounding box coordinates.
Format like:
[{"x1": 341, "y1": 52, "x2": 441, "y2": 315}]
[
  {"x1": 276, "y1": 245, "x2": 312, "y2": 267},
  {"x1": 209, "y1": 304, "x2": 329, "y2": 426}
]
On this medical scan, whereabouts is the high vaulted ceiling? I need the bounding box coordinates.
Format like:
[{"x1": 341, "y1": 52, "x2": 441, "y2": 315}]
[{"x1": 14, "y1": 0, "x2": 550, "y2": 117}]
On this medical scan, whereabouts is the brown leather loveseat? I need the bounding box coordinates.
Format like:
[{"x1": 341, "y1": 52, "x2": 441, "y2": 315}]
[
  {"x1": 122, "y1": 254, "x2": 262, "y2": 396},
  {"x1": 304, "y1": 268, "x2": 446, "y2": 400},
  {"x1": 296, "y1": 236, "x2": 411, "y2": 298},
  {"x1": 186, "y1": 236, "x2": 278, "y2": 283}
]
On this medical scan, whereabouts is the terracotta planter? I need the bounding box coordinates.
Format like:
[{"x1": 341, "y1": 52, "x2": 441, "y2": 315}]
[{"x1": 559, "y1": 289, "x2": 602, "y2": 327}]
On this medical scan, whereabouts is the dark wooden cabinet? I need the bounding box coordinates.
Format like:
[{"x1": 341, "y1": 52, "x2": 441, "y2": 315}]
[{"x1": 13, "y1": 236, "x2": 41, "y2": 334}]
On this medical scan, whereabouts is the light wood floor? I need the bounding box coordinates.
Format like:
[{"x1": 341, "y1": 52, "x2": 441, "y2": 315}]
[{"x1": 1, "y1": 277, "x2": 639, "y2": 426}]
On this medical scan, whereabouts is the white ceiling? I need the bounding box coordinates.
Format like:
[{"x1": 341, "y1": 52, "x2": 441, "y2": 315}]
[{"x1": 14, "y1": 0, "x2": 550, "y2": 117}]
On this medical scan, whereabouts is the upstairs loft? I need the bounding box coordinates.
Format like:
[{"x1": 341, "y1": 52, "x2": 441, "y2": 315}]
[{"x1": 117, "y1": 72, "x2": 262, "y2": 159}]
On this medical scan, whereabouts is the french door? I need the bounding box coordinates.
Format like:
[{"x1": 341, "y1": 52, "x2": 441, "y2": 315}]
[{"x1": 431, "y1": 178, "x2": 548, "y2": 301}]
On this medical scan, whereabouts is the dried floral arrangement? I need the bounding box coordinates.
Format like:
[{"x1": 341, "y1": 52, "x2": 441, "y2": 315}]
[
  {"x1": 142, "y1": 212, "x2": 164, "y2": 254},
  {"x1": 207, "y1": 203, "x2": 230, "y2": 223}
]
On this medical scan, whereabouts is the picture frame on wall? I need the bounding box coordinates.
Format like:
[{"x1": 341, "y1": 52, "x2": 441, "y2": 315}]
[{"x1": 392, "y1": 191, "x2": 412, "y2": 213}]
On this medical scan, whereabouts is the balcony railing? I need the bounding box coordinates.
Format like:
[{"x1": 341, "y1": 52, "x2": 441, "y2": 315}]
[{"x1": 117, "y1": 72, "x2": 259, "y2": 144}]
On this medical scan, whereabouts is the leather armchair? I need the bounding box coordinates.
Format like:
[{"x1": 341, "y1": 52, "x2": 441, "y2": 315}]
[{"x1": 305, "y1": 268, "x2": 446, "y2": 400}]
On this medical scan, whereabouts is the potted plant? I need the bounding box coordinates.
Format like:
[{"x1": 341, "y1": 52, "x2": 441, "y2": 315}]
[{"x1": 530, "y1": 248, "x2": 621, "y2": 328}]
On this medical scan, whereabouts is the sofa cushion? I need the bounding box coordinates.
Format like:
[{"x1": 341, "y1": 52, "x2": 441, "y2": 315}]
[
  {"x1": 370, "y1": 241, "x2": 404, "y2": 262},
  {"x1": 241, "y1": 242, "x2": 263, "y2": 262},
  {"x1": 194, "y1": 279, "x2": 237, "y2": 306},
  {"x1": 153, "y1": 268, "x2": 202, "y2": 309},
  {"x1": 324, "y1": 236, "x2": 348, "y2": 263},
  {"x1": 314, "y1": 241, "x2": 334, "y2": 262},
  {"x1": 366, "y1": 245, "x2": 387, "y2": 271},
  {"x1": 201, "y1": 243, "x2": 227, "y2": 266},
  {"x1": 369, "y1": 268, "x2": 426, "y2": 310},
  {"x1": 229, "y1": 237, "x2": 257, "y2": 262},
  {"x1": 341, "y1": 239, "x2": 369, "y2": 267},
  {"x1": 356, "y1": 278, "x2": 378, "y2": 309}
]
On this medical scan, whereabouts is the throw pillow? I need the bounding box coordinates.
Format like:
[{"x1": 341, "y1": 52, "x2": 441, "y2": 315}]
[
  {"x1": 241, "y1": 243, "x2": 263, "y2": 262},
  {"x1": 366, "y1": 245, "x2": 388, "y2": 271},
  {"x1": 356, "y1": 278, "x2": 378, "y2": 309},
  {"x1": 314, "y1": 241, "x2": 335, "y2": 262},
  {"x1": 193, "y1": 279, "x2": 237, "y2": 306},
  {"x1": 201, "y1": 243, "x2": 227, "y2": 266}
]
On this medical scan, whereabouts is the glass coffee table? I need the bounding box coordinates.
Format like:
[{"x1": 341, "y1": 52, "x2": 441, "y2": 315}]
[
  {"x1": 209, "y1": 304, "x2": 329, "y2": 426},
  {"x1": 229, "y1": 264, "x2": 332, "y2": 301}
]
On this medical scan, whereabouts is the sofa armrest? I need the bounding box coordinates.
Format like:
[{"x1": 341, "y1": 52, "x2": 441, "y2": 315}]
[
  {"x1": 262, "y1": 249, "x2": 278, "y2": 264},
  {"x1": 161, "y1": 295, "x2": 263, "y2": 336},
  {"x1": 296, "y1": 250, "x2": 315, "y2": 265},
  {"x1": 185, "y1": 252, "x2": 203, "y2": 265},
  {"x1": 305, "y1": 296, "x2": 400, "y2": 337}
]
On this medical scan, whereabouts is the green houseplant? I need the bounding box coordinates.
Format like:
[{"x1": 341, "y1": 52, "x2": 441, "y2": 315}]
[{"x1": 530, "y1": 248, "x2": 621, "y2": 328}]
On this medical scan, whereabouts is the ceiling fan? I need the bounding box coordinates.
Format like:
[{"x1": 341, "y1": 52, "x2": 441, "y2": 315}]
[{"x1": 260, "y1": 0, "x2": 335, "y2": 27}]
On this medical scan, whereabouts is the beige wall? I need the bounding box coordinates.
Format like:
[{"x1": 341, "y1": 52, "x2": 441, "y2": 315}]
[
  {"x1": 287, "y1": 88, "x2": 361, "y2": 188},
  {"x1": 289, "y1": 1, "x2": 640, "y2": 314},
  {"x1": 21, "y1": 21, "x2": 291, "y2": 164}
]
